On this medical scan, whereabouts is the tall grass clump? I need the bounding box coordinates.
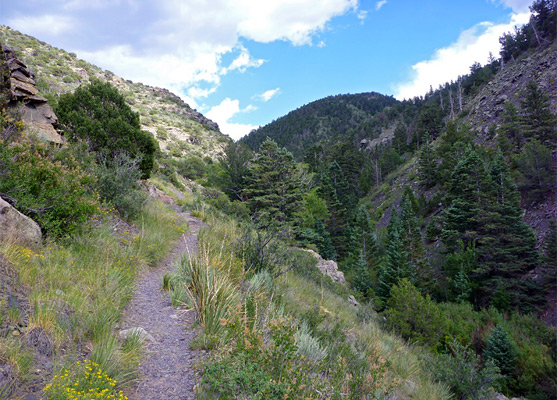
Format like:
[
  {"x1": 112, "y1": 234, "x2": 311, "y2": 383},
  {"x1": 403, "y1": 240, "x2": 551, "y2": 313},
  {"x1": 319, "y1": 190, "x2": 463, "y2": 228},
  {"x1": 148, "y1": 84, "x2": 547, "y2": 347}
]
[{"x1": 178, "y1": 247, "x2": 239, "y2": 339}]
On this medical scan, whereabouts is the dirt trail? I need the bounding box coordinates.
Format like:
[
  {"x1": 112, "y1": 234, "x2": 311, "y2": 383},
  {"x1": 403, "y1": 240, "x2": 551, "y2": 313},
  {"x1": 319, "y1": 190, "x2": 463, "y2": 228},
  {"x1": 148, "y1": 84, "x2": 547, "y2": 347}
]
[{"x1": 122, "y1": 208, "x2": 205, "y2": 400}]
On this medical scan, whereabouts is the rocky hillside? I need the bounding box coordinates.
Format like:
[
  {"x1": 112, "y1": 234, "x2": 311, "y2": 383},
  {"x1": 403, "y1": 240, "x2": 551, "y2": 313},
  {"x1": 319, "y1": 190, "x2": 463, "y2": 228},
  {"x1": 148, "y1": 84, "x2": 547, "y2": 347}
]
[
  {"x1": 0, "y1": 25, "x2": 230, "y2": 159},
  {"x1": 463, "y1": 40, "x2": 557, "y2": 140}
]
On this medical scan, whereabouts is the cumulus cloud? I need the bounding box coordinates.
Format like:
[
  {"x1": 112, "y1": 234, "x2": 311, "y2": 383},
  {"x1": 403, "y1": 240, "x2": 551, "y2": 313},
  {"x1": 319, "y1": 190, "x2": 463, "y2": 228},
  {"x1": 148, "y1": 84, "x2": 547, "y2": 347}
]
[
  {"x1": 7, "y1": 14, "x2": 76, "y2": 37},
  {"x1": 206, "y1": 98, "x2": 258, "y2": 140},
  {"x1": 375, "y1": 1, "x2": 387, "y2": 11},
  {"x1": 253, "y1": 88, "x2": 281, "y2": 102},
  {"x1": 225, "y1": 47, "x2": 266, "y2": 73},
  {"x1": 493, "y1": 0, "x2": 532, "y2": 12},
  {"x1": 393, "y1": 11, "x2": 530, "y2": 100},
  {"x1": 49, "y1": 0, "x2": 358, "y2": 113}
]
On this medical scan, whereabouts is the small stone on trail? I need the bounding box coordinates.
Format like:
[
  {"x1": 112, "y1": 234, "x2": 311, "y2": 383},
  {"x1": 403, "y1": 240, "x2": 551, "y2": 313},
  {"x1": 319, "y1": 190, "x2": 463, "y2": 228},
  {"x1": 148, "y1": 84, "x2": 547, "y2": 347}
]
[{"x1": 119, "y1": 327, "x2": 155, "y2": 343}]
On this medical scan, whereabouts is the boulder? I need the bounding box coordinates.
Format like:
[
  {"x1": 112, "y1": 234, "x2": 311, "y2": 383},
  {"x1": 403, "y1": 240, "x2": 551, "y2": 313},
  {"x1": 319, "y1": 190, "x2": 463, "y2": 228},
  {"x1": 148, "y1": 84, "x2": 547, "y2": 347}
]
[
  {"x1": 304, "y1": 249, "x2": 345, "y2": 283},
  {"x1": 0, "y1": 198, "x2": 42, "y2": 248}
]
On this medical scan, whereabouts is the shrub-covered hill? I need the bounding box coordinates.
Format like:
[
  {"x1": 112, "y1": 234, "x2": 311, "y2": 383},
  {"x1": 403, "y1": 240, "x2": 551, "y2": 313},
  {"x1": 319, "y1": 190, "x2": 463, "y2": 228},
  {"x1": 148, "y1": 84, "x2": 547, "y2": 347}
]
[
  {"x1": 241, "y1": 92, "x2": 399, "y2": 159},
  {"x1": 0, "y1": 25, "x2": 230, "y2": 160}
]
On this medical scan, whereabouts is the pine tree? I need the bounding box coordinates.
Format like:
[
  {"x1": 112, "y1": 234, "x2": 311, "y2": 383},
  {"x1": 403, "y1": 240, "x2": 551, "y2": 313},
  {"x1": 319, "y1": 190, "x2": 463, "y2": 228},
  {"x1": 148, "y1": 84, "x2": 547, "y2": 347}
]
[
  {"x1": 314, "y1": 219, "x2": 337, "y2": 260},
  {"x1": 442, "y1": 149, "x2": 541, "y2": 310},
  {"x1": 520, "y1": 80, "x2": 557, "y2": 145},
  {"x1": 377, "y1": 211, "x2": 413, "y2": 304},
  {"x1": 498, "y1": 101, "x2": 521, "y2": 151},
  {"x1": 244, "y1": 138, "x2": 303, "y2": 226},
  {"x1": 442, "y1": 146, "x2": 491, "y2": 250},
  {"x1": 541, "y1": 218, "x2": 557, "y2": 290},
  {"x1": 218, "y1": 141, "x2": 253, "y2": 201},
  {"x1": 513, "y1": 139, "x2": 553, "y2": 203},
  {"x1": 484, "y1": 326, "x2": 518, "y2": 376},
  {"x1": 418, "y1": 139, "x2": 437, "y2": 188}
]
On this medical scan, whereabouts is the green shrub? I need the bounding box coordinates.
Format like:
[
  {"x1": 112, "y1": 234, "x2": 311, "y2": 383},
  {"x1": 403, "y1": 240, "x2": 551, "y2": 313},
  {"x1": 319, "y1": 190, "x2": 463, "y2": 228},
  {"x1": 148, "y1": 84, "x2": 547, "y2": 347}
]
[
  {"x1": 386, "y1": 279, "x2": 447, "y2": 350},
  {"x1": 94, "y1": 151, "x2": 147, "y2": 219},
  {"x1": 428, "y1": 341, "x2": 501, "y2": 400},
  {"x1": 0, "y1": 141, "x2": 100, "y2": 237},
  {"x1": 56, "y1": 80, "x2": 157, "y2": 178}
]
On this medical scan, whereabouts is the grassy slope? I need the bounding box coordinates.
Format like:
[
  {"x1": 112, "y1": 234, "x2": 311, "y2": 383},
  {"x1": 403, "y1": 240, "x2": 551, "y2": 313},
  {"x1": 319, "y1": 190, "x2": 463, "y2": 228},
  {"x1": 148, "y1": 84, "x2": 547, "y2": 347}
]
[
  {"x1": 165, "y1": 206, "x2": 452, "y2": 400},
  {"x1": 0, "y1": 200, "x2": 186, "y2": 398},
  {"x1": 0, "y1": 25, "x2": 230, "y2": 160}
]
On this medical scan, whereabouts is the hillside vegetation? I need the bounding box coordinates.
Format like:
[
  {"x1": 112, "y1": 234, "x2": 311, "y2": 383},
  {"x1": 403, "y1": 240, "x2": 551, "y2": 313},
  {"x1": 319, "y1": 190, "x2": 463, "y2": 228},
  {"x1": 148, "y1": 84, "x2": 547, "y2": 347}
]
[{"x1": 0, "y1": 1, "x2": 556, "y2": 400}]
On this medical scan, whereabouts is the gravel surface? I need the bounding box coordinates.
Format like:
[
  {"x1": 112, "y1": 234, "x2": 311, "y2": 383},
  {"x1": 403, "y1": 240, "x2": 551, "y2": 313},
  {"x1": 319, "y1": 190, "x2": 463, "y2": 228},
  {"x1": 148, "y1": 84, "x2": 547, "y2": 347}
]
[{"x1": 122, "y1": 209, "x2": 205, "y2": 400}]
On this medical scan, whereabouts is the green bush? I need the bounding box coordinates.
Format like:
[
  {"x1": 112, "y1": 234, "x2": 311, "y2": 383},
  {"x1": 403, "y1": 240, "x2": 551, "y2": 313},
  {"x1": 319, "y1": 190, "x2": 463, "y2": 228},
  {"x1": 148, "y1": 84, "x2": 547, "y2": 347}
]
[
  {"x1": 428, "y1": 341, "x2": 501, "y2": 400},
  {"x1": 386, "y1": 279, "x2": 447, "y2": 350},
  {"x1": 94, "y1": 151, "x2": 147, "y2": 219},
  {"x1": 0, "y1": 140, "x2": 100, "y2": 237},
  {"x1": 56, "y1": 80, "x2": 157, "y2": 178}
]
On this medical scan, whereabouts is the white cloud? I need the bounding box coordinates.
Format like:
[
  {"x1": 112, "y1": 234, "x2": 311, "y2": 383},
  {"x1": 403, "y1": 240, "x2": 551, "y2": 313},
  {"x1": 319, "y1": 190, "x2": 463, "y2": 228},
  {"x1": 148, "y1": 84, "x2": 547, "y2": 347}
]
[
  {"x1": 393, "y1": 11, "x2": 530, "y2": 100},
  {"x1": 254, "y1": 88, "x2": 281, "y2": 102},
  {"x1": 234, "y1": 0, "x2": 358, "y2": 45},
  {"x1": 66, "y1": 0, "x2": 357, "y2": 112},
  {"x1": 206, "y1": 98, "x2": 258, "y2": 140},
  {"x1": 375, "y1": 1, "x2": 387, "y2": 11},
  {"x1": 7, "y1": 14, "x2": 76, "y2": 37},
  {"x1": 225, "y1": 47, "x2": 266, "y2": 73},
  {"x1": 357, "y1": 10, "x2": 368, "y2": 21},
  {"x1": 493, "y1": 0, "x2": 532, "y2": 12},
  {"x1": 63, "y1": 0, "x2": 122, "y2": 10},
  {"x1": 187, "y1": 86, "x2": 218, "y2": 101}
]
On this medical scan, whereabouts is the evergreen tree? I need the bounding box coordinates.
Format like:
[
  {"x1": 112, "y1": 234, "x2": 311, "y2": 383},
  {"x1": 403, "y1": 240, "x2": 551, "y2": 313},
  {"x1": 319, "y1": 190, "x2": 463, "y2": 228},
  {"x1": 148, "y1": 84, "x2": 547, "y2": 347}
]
[
  {"x1": 483, "y1": 326, "x2": 518, "y2": 376},
  {"x1": 520, "y1": 80, "x2": 557, "y2": 145},
  {"x1": 56, "y1": 80, "x2": 157, "y2": 178},
  {"x1": 442, "y1": 146, "x2": 491, "y2": 250},
  {"x1": 393, "y1": 123, "x2": 408, "y2": 155},
  {"x1": 512, "y1": 139, "x2": 553, "y2": 203},
  {"x1": 218, "y1": 141, "x2": 253, "y2": 201},
  {"x1": 377, "y1": 211, "x2": 413, "y2": 304},
  {"x1": 541, "y1": 218, "x2": 557, "y2": 290},
  {"x1": 442, "y1": 149, "x2": 541, "y2": 310},
  {"x1": 498, "y1": 101, "x2": 521, "y2": 151},
  {"x1": 243, "y1": 138, "x2": 303, "y2": 226},
  {"x1": 314, "y1": 219, "x2": 337, "y2": 260},
  {"x1": 418, "y1": 139, "x2": 437, "y2": 188}
]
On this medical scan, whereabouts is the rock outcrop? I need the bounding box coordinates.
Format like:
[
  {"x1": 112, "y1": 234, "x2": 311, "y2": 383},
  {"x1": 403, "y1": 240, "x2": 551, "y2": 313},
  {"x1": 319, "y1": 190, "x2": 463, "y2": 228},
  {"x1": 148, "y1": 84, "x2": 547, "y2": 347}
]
[
  {"x1": 0, "y1": 197, "x2": 42, "y2": 249},
  {"x1": 1, "y1": 44, "x2": 64, "y2": 144},
  {"x1": 304, "y1": 249, "x2": 345, "y2": 283}
]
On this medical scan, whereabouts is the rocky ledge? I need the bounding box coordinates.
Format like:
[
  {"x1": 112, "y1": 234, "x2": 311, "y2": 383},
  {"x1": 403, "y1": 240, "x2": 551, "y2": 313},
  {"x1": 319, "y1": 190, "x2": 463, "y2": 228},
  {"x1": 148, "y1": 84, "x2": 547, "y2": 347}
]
[{"x1": 2, "y1": 44, "x2": 64, "y2": 145}]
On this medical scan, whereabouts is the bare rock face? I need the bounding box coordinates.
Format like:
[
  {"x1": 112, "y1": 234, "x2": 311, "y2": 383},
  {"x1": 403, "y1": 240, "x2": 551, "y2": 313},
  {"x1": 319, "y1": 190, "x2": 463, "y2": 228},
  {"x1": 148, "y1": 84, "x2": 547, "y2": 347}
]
[
  {"x1": 0, "y1": 198, "x2": 42, "y2": 249},
  {"x1": 304, "y1": 249, "x2": 345, "y2": 283},
  {"x1": 2, "y1": 45, "x2": 64, "y2": 145}
]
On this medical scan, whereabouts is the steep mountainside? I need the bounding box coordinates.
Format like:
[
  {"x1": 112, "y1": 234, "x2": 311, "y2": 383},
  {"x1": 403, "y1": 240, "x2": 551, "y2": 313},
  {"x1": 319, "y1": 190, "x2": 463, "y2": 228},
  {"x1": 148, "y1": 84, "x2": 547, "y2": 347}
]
[
  {"x1": 0, "y1": 26, "x2": 230, "y2": 159},
  {"x1": 241, "y1": 92, "x2": 398, "y2": 159},
  {"x1": 463, "y1": 40, "x2": 557, "y2": 139}
]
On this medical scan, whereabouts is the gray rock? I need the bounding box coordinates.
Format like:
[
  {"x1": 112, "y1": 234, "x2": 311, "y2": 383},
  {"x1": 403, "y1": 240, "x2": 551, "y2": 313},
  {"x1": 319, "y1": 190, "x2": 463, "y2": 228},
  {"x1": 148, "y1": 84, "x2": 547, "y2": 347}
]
[
  {"x1": 119, "y1": 327, "x2": 155, "y2": 344},
  {"x1": 304, "y1": 249, "x2": 345, "y2": 283},
  {"x1": 0, "y1": 198, "x2": 42, "y2": 248},
  {"x1": 348, "y1": 295, "x2": 360, "y2": 307}
]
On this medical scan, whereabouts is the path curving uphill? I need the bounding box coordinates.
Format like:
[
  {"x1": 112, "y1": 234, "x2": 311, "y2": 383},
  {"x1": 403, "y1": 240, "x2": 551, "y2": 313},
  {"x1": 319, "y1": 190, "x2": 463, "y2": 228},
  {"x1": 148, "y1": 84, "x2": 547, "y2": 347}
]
[{"x1": 122, "y1": 208, "x2": 205, "y2": 400}]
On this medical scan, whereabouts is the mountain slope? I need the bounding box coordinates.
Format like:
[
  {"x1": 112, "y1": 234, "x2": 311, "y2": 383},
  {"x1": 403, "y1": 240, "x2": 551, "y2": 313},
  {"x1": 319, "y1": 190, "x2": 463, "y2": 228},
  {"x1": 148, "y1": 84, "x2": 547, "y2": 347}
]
[
  {"x1": 0, "y1": 25, "x2": 230, "y2": 159},
  {"x1": 241, "y1": 92, "x2": 399, "y2": 159}
]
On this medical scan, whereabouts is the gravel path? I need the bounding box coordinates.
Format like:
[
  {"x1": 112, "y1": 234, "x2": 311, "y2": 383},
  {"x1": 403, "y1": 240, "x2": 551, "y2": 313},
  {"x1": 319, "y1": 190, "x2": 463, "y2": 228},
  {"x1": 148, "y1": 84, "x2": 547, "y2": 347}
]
[{"x1": 122, "y1": 209, "x2": 205, "y2": 400}]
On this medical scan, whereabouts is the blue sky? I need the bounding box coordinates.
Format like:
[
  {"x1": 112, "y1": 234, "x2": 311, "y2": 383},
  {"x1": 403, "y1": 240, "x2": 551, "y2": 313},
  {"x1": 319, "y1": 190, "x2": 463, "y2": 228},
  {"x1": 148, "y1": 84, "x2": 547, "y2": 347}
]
[{"x1": 1, "y1": 0, "x2": 532, "y2": 139}]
